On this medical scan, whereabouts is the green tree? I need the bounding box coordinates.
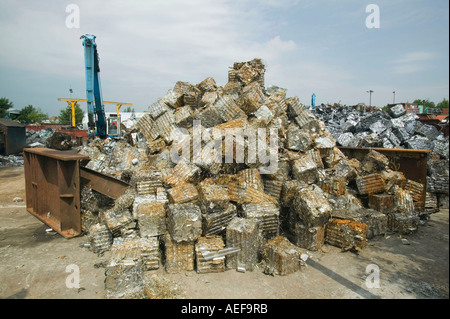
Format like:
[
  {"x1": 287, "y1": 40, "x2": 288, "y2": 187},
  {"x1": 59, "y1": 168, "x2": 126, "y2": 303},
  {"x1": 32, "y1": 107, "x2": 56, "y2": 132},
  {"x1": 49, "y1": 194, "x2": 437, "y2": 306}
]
[
  {"x1": 17, "y1": 105, "x2": 48, "y2": 124},
  {"x1": 59, "y1": 103, "x2": 84, "y2": 126},
  {"x1": 413, "y1": 99, "x2": 435, "y2": 109},
  {"x1": 0, "y1": 97, "x2": 14, "y2": 118},
  {"x1": 436, "y1": 98, "x2": 449, "y2": 109},
  {"x1": 123, "y1": 106, "x2": 135, "y2": 112}
]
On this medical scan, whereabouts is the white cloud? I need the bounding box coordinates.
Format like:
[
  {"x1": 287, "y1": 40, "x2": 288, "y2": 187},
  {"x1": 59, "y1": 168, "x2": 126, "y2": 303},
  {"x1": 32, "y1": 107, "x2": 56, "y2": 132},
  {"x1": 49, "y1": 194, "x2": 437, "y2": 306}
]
[{"x1": 393, "y1": 51, "x2": 437, "y2": 74}]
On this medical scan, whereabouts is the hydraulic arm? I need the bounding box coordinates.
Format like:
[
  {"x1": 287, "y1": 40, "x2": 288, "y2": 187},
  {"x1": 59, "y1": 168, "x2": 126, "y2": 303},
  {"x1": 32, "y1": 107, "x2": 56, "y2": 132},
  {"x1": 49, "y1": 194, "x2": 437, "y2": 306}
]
[{"x1": 80, "y1": 34, "x2": 107, "y2": 138}]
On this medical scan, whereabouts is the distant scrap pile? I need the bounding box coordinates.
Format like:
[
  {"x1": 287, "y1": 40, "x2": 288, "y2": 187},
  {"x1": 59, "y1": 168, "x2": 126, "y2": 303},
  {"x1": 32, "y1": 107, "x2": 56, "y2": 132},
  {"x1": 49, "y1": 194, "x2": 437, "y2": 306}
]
[
  {"x1": 77, "y1": 59, "x2": 439, "y2": 299},
  {"x1": 311, "y1": 105, "x2": 449, "y2": 211}
]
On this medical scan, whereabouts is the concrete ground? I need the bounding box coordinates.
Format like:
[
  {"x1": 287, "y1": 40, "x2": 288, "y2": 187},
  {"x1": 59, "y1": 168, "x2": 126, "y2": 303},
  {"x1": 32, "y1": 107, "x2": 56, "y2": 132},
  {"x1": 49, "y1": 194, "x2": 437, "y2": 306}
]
[{"x1": 0, "y1": 166, "x2": 448, "y2": 299}]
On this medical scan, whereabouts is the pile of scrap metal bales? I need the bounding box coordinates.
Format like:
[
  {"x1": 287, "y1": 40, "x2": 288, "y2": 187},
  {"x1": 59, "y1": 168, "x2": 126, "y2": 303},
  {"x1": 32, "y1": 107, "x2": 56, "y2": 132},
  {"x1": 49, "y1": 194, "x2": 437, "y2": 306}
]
[
  {"x1": 77, "y1": 59, "x2": 440, "y2": 298},
  {"x1": 311, "y1": 105, "x2": 449, "y2": 212}
]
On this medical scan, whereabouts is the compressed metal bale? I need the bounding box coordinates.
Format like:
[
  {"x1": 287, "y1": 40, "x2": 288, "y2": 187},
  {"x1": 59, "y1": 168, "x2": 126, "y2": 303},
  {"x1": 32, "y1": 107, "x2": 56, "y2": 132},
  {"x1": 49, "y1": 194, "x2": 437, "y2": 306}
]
[
  {"x1": 143, "y1": 273, "x2": 183, "y2": 299},
  {"x1": 337, "y1": 132, "x2": 355, "y2": 147},
  {"x1": 103, "y1": 209, "x2": 134, "y2": 237},
  {"x1": 253, "y1": 105, "x2": 274, "y2": 123},
  {"x1": 393, "y1": 185, "x2": 415, "y2": 214},
  {"x1": 241, "y1": 202, "x2": 280, "y2": 237},
  {"x1": 238, "y1": 81, "x2": 265, "y2": 114},
  {"x1": 89, "y1": 223, "x2": 113, "y2": 254},
  {"x1": 380, "y1": 169, "x2": 407, "y2": 194},
  {"x1": 105, "y1": 262, "x2": 144, "y2": 299},
  {"x1": 202, "y1": 203, "x2": 237, "y2": 236},
  {"x1": 417, "y1": 124, "x2": 440, "y2": 140},
  {"x1": 132, "y1": 168, "x2": 164, "y2": 195},
  {"x1": 293, "y1": 185, "x2": 332, "y2": 227},
  {"x1": 235, "y1": 61, "x2": 263, "y2": 85},
  {"x1": 263, "y1": 179, "x2": 284, "y2": 199},
  {"x1": 392, "y1": 127, "x2": 410, "y2": 144},
  {"x1": 265, "y1": 92, "x2": 288, "y2": 117},
  {"x1": 356, "y1": 173, "x2": 386, "y2": 195},
  {"x1": 334, "y1": 158, "x2": 359, "y2": 181},
  {"x1": 148, "y1": 99, "x2": 169, "y2": 119},
  {"x1": 228, "y1": 180, "x2": 277, "y2": 205},
  {"x1": 108, "y1": 237, "x2": 161, "y2": 271},
  {"x1": 226, "y1": 217, "x2": 261, "y2": 271},
  {"x1": 167, "y1": 183, "x2": 199, "y2": 204},
  {"x1": 361, "y1": 150, "x2": 390, "y2": 174},
  {"x1": 162, "y1": 233, "x2": 195, "y2": 273},
  {"x1": 136, "y1": 202, "x2": 167, "y2": 237},
  {"x1": 280, "y1": 180, "x2": 303, "y2": 207},
  {"x1": 406, "y1": 135, "x2": 432, "y2": 150},
  {"x1": 290, "y1": 218, "x2": 325, "y2": 251},
  {"x1": 404, "y1": 179, "x2": 425, "y2": 211},
  {"x1": 198, "y1": 181, "x2": 230, "y2": 214},
  {"x1": 357, "y1": 208, "x2": 388, "y2": 239},
  {"x1": 325, "y1": 218, "x2": 368, "y2": 251},
  {"x1": 214, "y1": 95, "x2": 247, "y2": 124},
  {"x1": 197, "y1": 77, "x2": 219, "y2": 93},
  {"x1": 153, "y1": 111, "x2": 178, "y2": 143},
  {"x1": 388, "y1": 104, "x2": 407, "y2": 118},
  {"x1": 291, "y1": 153, "x2": 319, "y2": 185},
  {"x1": 286, "y1": 97, "x2": 304, "y2": 118},
  {"x1": 387, "y1": 213, "x2": 419, "y2": 235},
  {"x1": 368, "y1": 194, "x2": 395, "y2": 213},
  {"x1": 237, "y1": 168, "x2": 264, "y2": 192},
  {"x1": 424, "y1": 192, "x2": 439, "y2": 214},
  {"x1": 195, "y1": 236, "x2": 226, "y2": 274},
  {"x1": 136, "y1": 114, "x2": 159, "y2": 141},
  {"x1": 328, "y1": 193, "x2": 364, "y2": 218},
  {"x1": 265, "y1": 159, "x2": 291, "y2": 181},
  {"x1": 164, "y1": 159, "x2": 202, "y2": 186},
  {"x1": 193, "y1": 104, "x2": 224, "y2": 128},
  {"x1": 174, "y1": 105, "x2": 194, "y2": 129},
  {"x1": 369, "y1": 119, "x2": 391, "y2": 135},
  {"x1": 166, "y1": 203, "x2": 202, "y2": 242},
  {"x1": 319, "y1": 177, "x2": 347, "y2": 196},
  {"x1": 263, "y1": 236, "x2": 301, "y2": 276},
  {"x1": 286, "y1": 124, "x2": 313, "y2": 152},
  {"x1": 161, "y1": 89, "x2": 183, "y2": 109}
]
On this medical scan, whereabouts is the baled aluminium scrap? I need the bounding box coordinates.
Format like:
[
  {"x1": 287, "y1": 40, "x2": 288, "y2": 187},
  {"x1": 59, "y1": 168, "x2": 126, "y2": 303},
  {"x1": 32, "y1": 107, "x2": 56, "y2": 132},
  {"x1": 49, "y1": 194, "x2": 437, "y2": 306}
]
[
  {"x1": 136, "y1": 202, "x2": 167, "y2": 237},
  {"x1": 195, "y1": 235, "x2": 226, "y2": 274},
  {"x1": 89, "y1": 223, "x2": 113, "y2": 254},
  {"x1": 368, "y1": 194, "x2": 395, "y2": 213},
  {"x1": 226, "y1": 217, "x2": 261, "y2": 272},
  {"x1": 263, "y1": 236, "x2": 301, "y2": 276},
  {"x1": 167, "y1": 182, "x2": 199, "y2": 204},
  {"x1": 202, "y1": 203, "x2": 237, "y2": 236},
  {"x1": 356, "y1": 173, "x2": 386, "y2": 195},
  {"x1": 198, "y1": 181, "x2": 230, "y2": 214},
  {"x1": 167, "y1": 203, "x2": 203, "y2": 243},
  {"x1": 241, "y1": 202, "x2": 280, "y2": 237},
  {"x1": 293, "y1": 185, "x2": 332, "y2": 227},
  {"x1": 325, "y1": 218, "x2": 368, "y2": 251},
  {"x1": 71, "y1": 57, "x2": 447, "y2": 297},
  {"x1": 162, "y1": 233, "x2": 195, "y2": 273}
]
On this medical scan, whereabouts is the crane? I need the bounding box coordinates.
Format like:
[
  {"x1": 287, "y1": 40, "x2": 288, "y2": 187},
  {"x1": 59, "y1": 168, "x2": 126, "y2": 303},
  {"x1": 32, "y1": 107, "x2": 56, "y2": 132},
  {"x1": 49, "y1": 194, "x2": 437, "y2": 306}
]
[{"x1": 80, "y1": 34, "x2": 108, "y2": 138}]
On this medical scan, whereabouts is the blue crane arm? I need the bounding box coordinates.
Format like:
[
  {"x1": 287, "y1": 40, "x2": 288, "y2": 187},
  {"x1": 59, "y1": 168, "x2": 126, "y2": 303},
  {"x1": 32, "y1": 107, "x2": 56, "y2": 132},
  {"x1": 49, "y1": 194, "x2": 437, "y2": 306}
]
[{"x1": 81, "y1": 34, "x2": 107, "y2": 138}]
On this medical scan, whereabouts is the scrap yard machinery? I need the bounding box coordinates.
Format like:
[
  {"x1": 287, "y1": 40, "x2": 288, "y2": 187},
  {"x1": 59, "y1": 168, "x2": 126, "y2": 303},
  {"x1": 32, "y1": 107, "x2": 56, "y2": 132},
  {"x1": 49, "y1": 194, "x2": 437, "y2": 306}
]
[{"x1": 81, "y1": 34, "x2": 120, "y2": 138}]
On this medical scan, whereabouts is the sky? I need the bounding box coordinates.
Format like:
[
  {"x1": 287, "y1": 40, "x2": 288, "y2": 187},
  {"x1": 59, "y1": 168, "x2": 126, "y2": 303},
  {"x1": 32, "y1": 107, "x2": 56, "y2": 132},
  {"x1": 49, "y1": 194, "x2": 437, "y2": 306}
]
[{"x1": 0, "y1": 0, "x2": 448, "y2": 117}]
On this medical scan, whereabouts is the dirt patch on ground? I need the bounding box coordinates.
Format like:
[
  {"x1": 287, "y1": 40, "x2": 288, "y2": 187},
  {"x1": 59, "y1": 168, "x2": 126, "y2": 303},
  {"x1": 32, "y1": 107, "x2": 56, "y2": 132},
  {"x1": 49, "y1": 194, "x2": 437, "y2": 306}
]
[{"x1": 0, "y1": 166, "x2": 448, "y2": 299}]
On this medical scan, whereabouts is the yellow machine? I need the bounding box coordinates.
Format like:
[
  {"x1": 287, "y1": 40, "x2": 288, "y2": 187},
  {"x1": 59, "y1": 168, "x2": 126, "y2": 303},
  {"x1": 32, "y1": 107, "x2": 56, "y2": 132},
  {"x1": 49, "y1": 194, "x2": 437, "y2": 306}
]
[{"x1": 57, "y1": 98, "x2": 132, "y2": 137}]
